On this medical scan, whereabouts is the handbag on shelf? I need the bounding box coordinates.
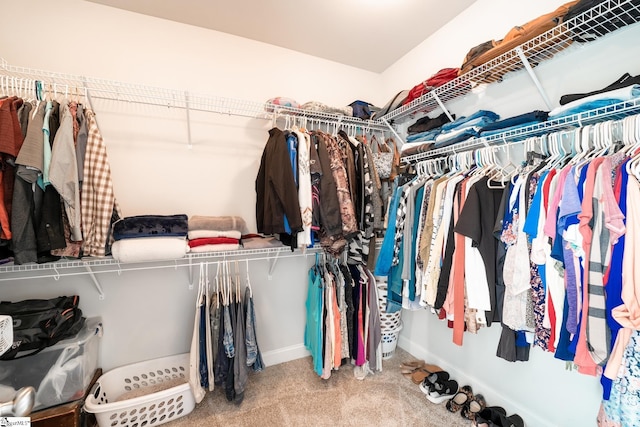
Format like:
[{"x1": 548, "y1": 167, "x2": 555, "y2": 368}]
[{"x1": 370, "y1": 135, "x2": 395, "y2": 180}]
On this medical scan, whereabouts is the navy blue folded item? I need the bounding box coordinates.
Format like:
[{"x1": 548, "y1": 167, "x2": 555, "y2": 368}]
[
  {"x1": 112, "y1": 214, "x2": 189, "y2": 240},
  {"x1": 479, "y1": 110, "x2": 549, "y2": 133},
  {"x1": 480, "y1": 120, "x2": 548, "y2": 138}
]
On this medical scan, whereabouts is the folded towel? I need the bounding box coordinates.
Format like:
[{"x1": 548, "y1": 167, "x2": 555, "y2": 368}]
[
  {"x1": 188, "y1": 237, "x2": 240, "y2": 248},
  {"x1": 112, "y1": 214, "x2": 188, "y2": 241},
  {"x1": 241, "y1": 236, "x2": 284, "y2": 249},
  {"x1": 188, "y1": 216, "x2": 248, "y2": 233},
  {"x1": 112, "y1": 237, "x2": 189, "y2": 263},
  {"x1": 189, "y1": 244, "x2": 240, "y2": 253},
  {"x1": 187, "y1": 230, "x2": 242, "y2": 240}
]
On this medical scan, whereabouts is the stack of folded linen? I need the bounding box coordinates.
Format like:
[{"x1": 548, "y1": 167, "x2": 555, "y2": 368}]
[
  {"x1": 433, "y1": 110, "x2": 500, "y2": 149},
  {"x1": 111, "y1": 214, "x2": 189, "y2": 263},
  {"x1": 240, "y1": 233, "x2": 285, "y2": 250},
  {"x1": 188, "y1": 216, "x2": 248, "y2": 252}
]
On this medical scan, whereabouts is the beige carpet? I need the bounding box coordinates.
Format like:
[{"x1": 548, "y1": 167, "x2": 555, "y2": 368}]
[{"x1": 170, "y1": 347, "x2": 472, "y2": 427}]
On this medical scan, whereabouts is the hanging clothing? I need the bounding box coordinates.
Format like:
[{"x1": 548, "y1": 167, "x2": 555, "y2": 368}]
[
  {"x1": 80, "y1": 109, "x2": 121, "y2": 257},
  {"x1": 255, "y1": 127, "x2": 303, "y2": 236},
  {"x1": 455, "y1": 176, "x2": 504, "y2": 326}
]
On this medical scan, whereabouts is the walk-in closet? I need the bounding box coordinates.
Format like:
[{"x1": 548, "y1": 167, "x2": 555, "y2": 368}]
[{"x1": 2, "y1": 1, "x2": 640, "y2": 426}]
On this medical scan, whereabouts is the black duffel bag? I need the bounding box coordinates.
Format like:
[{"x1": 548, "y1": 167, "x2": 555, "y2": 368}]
[{"x1": 0, "y1": 296, "x2": 85, "y2": 360}]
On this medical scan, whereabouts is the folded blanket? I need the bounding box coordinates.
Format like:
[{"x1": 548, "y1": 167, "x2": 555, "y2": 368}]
[
  {"x1": 112, "y1": 214, "x2": 188, "y2": 241},
  {"x1": 188, "y1": 237, "x2": 240, "y2": 248},
  {"x1": 112, "y1": 237, "x2": 189, "y2": 263},
  {"x1": 241, "y1": 236, "x2": 284, "y2": 249},
  {"x1": 187, "y1": 230, "x2": 242, "y2": 240},
  {"x1": 189, "y1": 244, "x2": 240, "y2": 253},
  {"x1": 188, "y1": 216, "x2": 248, "y2": 233}
]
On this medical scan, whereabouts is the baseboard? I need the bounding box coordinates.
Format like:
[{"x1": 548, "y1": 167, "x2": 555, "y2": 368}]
[
  {"x1": 397, "y1": 336, "x2": 552, "y2": 427},
  {"x1": 262, "y1": 344, "x2": 310, "y2": 367}
]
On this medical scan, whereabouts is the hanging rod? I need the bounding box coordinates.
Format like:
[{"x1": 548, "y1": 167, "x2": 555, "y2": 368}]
[
  {"x1": 402, "y1": 97, "x2": 640, "y2": 163},
  {"x1": 0, "y1": 58, "x2": 388, "y2": 131}
]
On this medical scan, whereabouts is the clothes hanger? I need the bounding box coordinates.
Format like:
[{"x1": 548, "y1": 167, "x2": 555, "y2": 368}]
[
  {"x1": 234, "y1": 260, "x2": 241, "y2": 303},
  {"x1": 214, "y1": 262, "x2": 220, "y2": 309},
  {"x1": 626, "y1": 115, "x2": 640, "y2": 176}
]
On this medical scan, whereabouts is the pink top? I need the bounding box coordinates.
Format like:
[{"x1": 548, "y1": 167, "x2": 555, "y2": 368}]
[
  {"x1": 574, "y1": 157, "x2": 605, "y2": 376},
  {"x1": 606, "y1": 176, "x2": 640, "y2": 378}
]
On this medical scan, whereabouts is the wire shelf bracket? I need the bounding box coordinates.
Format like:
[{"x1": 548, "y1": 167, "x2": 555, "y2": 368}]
[{"x1": 515, "y1": 47, "x2": 552, "y2": 110}]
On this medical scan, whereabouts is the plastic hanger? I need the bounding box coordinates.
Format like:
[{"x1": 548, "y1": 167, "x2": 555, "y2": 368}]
[
  {"x1": 234, "y1": 260, "x2": 241, "y2": 303},
  {"x1": 244, "y1": 259, "x2": 252, "y2": 298}
]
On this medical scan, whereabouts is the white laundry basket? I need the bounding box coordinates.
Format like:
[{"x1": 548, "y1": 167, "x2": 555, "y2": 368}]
[
  {"x1": 376, "y1": 279, "x2": 403, "y2": 359},
  {"x1": 84, "y1": 353, "x2": 195, "y2": 427}
]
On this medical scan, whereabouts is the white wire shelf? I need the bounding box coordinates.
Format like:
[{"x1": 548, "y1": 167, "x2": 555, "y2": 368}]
[
  {"x1": 0, "y1": 246, "x2": 317, "y2": 276},
  {"x1": 383, "y1": 0, "x2": 640, "y2": 123},
  {"x1": 0, "y1": 58, "x2": 389, "y2": 131},
  {"x1": 0, "y1": 245, "x2": 324, "y2": 299},
  {"x1": 401, "y1": 96, "x2": 640, "y2": 163}
]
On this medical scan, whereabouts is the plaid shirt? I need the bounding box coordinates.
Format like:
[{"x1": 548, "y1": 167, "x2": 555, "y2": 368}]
[{"x1": 81, "y1": 110, "x2": 121, "y2": 256}]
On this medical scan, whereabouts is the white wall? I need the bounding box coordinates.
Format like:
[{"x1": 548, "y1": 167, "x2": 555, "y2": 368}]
[
  {"x1": 0, "y1": 0, "x2": 381, "y2": 372},
  {"x1": 382, "y1": 1, "x2": 640, "y2": 426}
]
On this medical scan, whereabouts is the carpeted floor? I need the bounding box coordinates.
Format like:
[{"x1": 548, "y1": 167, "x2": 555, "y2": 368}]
[{"x1": 170, "y1": 347, "x2": 472, "y2": 427}]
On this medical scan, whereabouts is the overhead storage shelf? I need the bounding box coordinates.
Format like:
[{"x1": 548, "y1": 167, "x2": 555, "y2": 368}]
[
  {"x1": 383, "y1": 0, "x2": 640, "y2": 123},
  {"x1": 0, "y1": 58, "x2": 389, "y2": 131},
  {"x1": 0, "y1": 246, "x2": 303, "y2": 275}
]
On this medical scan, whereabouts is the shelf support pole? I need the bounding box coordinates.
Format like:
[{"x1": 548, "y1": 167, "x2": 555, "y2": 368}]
[
  {"x1": 515, "y1": 47, "x2": 553, "y2": 110},
  {"x1": 267, "y1": 250, "x2": 281, "y2": 280},
  {"x1": 83, "y1": 263, "x2": 105, "y2": 300},
  {"x1": 381, "y1": 118, "x2": 404, "y2": 144},
  {"x1": 188, "y1": 255, "x2": 194, "y2": 290},
  {"x1": 185, "y1": 91, "x2": 193, "y2": 149},
  {"x1": 431, "y1": 92, "x2": 454, "y2": 122}
]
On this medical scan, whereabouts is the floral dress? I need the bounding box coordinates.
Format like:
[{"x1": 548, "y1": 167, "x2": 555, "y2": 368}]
[{"x1": 598, "y1": 330, "x2": 640, "y2": 427}]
